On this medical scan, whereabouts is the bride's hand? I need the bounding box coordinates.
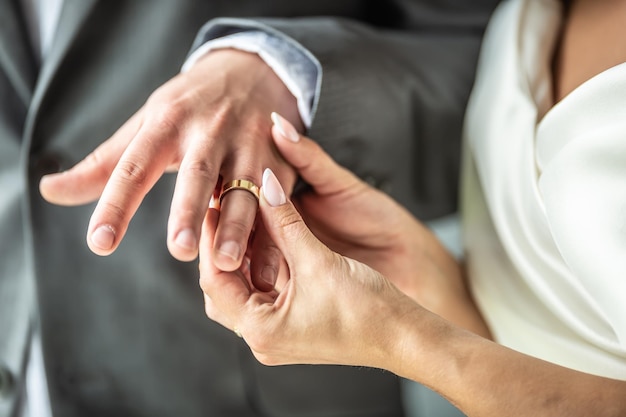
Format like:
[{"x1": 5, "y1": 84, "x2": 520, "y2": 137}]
[
  {"x1": 198, "y1": 168, "x2": 418, "y2": 367},
  {"x1": 267, "y1": 114, "x2": 486, "y2": 337}
]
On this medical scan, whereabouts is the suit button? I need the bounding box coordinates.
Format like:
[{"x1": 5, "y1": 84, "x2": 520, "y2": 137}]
[
  {"x1": 30, "y1": 153, "x2": 64, "y2": 181},
  {"x1": 0, "y1": 364, "x2": 14, "y2": 399}
]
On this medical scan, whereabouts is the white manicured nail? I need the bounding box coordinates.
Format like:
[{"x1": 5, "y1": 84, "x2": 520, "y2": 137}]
[
  {"x1": 262, "y1": 168, "x2": 286, "y2": 207},
  {"x1": 271, "y1": 112, "x2": 300, "y2": 142}
]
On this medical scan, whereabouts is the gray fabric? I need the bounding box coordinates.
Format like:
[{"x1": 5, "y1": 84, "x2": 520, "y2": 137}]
[
  {"x1": 0, "y1": 0, "x2": 36, "y2": 104},
  {"x1": 0, "y1": 0, "x2": 499, "y2": 416}
]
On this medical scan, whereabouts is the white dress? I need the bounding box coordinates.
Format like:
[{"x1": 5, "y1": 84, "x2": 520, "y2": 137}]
[{"x1": 462, "y1": 0, "x2": 626, "y2": 379}]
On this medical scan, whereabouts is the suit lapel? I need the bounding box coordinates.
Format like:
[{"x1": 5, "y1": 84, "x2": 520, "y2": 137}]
[
  {"x1": 33, "y1": 0, "x2": 96, "y2": 107},
  {"x1": 23, "y1": 0, "x2": 97, "y2": 141},
  {"x1": 0, "y1": 0, "x2": 37, "y2": 106},
  {"x1": 33, "y1": 0, "x2": 97, "y2": 101}
]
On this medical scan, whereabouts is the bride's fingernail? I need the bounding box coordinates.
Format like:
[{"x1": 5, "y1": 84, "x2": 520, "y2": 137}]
[
  {"x1": 262, "y1": 168, "x2": 286, "y2": 207},
  {"x1": 271, "y1": 112, "x2": 300, "y2": 143}
]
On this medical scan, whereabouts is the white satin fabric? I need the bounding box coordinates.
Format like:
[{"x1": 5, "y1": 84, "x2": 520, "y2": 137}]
[{"x1": 462, "y1": 0, "x2": 626, "y2": 379}]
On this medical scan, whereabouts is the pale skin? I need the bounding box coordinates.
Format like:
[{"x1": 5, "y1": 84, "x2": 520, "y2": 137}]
[
  {"x1": 39, "y1": 49, "x2": 301, "y2": 275},
  {"x1": 199, "y1": 1, "x2": 626, "y2": 414}
]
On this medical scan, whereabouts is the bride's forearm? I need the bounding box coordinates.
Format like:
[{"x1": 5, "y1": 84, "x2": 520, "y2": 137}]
[
  {"x1": 381, "y1": 306, "x2": 626, "y2": 417},
  {"x1": 406, "y1": 224, "x2": 492, "y2": 338}
]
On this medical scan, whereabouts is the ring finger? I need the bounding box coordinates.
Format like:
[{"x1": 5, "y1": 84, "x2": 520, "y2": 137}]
[{"x1": 213, "y1": 173, "x2": 261, "y2": 271}]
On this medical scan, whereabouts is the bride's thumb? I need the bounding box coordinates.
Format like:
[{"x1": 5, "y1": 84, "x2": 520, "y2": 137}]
[{"x1": 259, "y1": 168, "x2": 323, "y2": 267}]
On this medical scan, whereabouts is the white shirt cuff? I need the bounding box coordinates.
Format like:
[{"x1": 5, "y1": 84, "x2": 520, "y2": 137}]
[{"x1": 182, "y1": 30, "x2": 318, "y2": 128}]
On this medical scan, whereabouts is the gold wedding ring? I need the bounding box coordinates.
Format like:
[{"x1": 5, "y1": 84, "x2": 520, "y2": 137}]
[{"x1": 219, "y1": 179, "x2": 260, "y2": 206}]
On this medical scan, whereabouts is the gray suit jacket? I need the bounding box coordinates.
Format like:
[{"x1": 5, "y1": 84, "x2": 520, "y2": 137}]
[{"x1": 0, "y1": 0, "x2": 499, "y2": 416}]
